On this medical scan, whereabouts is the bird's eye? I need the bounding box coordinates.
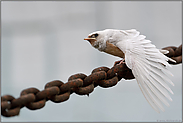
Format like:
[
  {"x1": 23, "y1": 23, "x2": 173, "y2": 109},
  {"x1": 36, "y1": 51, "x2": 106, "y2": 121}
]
[
  {"x1": 91, "y1": 33, "x2": 98, "y2": 38},
  {"x1": 94, "y1": 33, "x2": 98, "y2": 37}
]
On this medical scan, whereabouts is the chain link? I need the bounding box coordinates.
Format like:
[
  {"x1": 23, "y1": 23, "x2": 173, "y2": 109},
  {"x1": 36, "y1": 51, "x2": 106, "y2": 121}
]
[
  {"x1": 1, "y1": 44, "x2": 182, "y2": 117},
  {"x1": 162, "y1": 44, "x2": 182, "y2": 64}
]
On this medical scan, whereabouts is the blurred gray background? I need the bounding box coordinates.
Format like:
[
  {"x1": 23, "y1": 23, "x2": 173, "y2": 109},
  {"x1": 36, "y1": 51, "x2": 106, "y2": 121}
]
[{"x1": 1, "y1": 1, "x2": 182, "y2": 122}]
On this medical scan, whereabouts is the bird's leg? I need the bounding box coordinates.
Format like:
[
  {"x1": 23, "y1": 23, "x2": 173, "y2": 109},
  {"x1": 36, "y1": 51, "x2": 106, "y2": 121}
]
[
  {"x1": 119, "y1": 58, "x2": 125, "y2": 64},
  {"x1": 113, "y1": 58, "x2": 125, "y2": 66}
]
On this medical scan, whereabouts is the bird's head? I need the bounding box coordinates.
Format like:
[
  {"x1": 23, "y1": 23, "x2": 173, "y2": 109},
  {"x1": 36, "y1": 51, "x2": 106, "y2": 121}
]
[
  {"x1": 84, "y1": 29, "x2": 125, "y2": 57},
  {"x1": 84, "y1": 32, "x2": 100, "y2": 46},
  {"x1": 84, "y1": 30, "x2": 111, "y2": 51}
]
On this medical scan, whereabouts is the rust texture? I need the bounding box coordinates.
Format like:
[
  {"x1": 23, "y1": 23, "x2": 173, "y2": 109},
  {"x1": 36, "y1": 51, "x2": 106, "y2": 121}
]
[{"x1": 1, "y1": 45, "x2": 182, "y2": 117}]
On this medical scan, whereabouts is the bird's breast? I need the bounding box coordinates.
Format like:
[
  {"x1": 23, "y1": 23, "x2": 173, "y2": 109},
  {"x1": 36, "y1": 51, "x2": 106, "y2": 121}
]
[{"x1": 103, "y1": 41, "x2": 125, "y2": 58}]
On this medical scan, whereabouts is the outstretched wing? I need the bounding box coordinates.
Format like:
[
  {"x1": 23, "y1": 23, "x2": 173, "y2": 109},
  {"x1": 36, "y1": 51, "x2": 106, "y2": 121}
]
[{"x1": 116, "y1": 29, "x2": 175, "y2": 113}]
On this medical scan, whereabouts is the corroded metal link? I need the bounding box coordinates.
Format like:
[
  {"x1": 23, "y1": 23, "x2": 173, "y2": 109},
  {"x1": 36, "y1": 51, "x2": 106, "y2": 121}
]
[
  {"x1": 11, "y1": 94, "x2": 35, "y2": 108},
  {"x1": 50, "y1": 92, "x2": 70, "y2": 103},
  {"x1": 36, "y1": 87, "x2": 60, "y2": 101},
  {"x1": 20, "y1": 87, "x2": 40, "y2": 96},
  {"x1": 1, "y1": 95, "x2": 15, "y2": 102},
  {"x1": 74, "y1": 84, "x2": 94, "y2": 95},
  {"x1": 44, "y1": 80, "x2": 71, "y2": 103},
  {"x1": 97, "y1": 76, "x2": 118, "y2": 88},
  {"x1": 83, "y1": 71, "x2": 107, "y2": 86},
  {"x1": 170, "y1": 55, "x2": 182, "y2": 64},
  {"x1": 175, "y1": 45, "x2": 182, "y2": 56},
  {"x1": 91, "y1": 66, "x2": 119, "y2": 88},
  {"x1": 68, "y1": 73, "x2": 87, "y2": 81},
  {"x1": 69, "y1": 71, "x2": 107, "y2": 95},
  {"x1": 162, "y1": 44, "x2": 182, "y2": 64},
  {"x1": 115, "y1": 63, "x2": 134, "y2": 80},
  {"x1": 26, "y1": 99, "x2": 46, "y2": 110},
  {"x1": 28, "y1": 86, "x2": 60, "y2": 109},
  {"x1": 1, "y1": 44, "x2": 182, "y2": 117},
  {"x1": 44, "y1": 80, "x2": 64, "y2": 89},
  {"x1": 1, "y1": 101, "x2": 11, "y2": 111},
  {"x1": 2, "y1": 107, "x2": 20, "y2": 117},
  {"x1": 1, "y1": 95, "x2": 15, "y2": 111},
  {"x1": 60, "y1": 78, "x2": 83, "y2": 93},
  {"x1": 92, "y1": 67, "x2": 110, "y2": 73},
  {"x1": 20, "y1": 88, "x2": 46, "y2": 110},
  {"x1": 91, "y1": 67, "x2": 111, "y2": 87},
  {"x1": 1, "y1": 95, "x2": 21, "y2": 117}
]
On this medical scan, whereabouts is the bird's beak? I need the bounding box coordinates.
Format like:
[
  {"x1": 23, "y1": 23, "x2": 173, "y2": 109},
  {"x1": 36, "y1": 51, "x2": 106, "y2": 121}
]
[{"x1": 84, "y1": 38, "x2": 96, "y2": 41}]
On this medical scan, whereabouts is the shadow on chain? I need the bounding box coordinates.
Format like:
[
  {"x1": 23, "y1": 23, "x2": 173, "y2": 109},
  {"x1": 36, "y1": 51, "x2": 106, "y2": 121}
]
[{"x1": 1, "y1": 44, "x2": 182, "y2": 117}]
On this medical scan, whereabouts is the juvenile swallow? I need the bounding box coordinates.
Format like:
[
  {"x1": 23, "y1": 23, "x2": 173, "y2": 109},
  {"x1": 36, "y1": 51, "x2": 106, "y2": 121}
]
[{"x1": 84, "y1": 29, "x2": 176, "y2": 112}]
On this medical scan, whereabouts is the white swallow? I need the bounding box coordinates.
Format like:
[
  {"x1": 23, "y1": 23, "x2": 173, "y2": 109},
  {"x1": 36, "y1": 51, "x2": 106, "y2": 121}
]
[{"x1": 84, "y1": 29, "x2": 176, "y2": 113}]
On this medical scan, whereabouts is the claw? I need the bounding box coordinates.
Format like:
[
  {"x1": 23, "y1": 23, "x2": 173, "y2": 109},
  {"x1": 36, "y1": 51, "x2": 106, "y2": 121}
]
[{"x1": 114, "y1": 59, "x2": 125, "y2": 66}]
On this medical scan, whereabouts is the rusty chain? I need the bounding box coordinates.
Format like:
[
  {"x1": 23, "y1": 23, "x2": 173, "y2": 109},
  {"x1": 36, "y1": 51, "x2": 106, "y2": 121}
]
[
  {"x1": 162, "y1": 44, "x2": 182, "y2": 64},
  {"x1": 1, "y1": 44, "x2": 182, "y2": 117}
]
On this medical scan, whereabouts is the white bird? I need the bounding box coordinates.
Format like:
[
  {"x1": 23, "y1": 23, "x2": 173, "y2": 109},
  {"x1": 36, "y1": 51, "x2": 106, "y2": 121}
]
[{"x1": 84, "y1": 29, "x2": 176, "y2": 113}]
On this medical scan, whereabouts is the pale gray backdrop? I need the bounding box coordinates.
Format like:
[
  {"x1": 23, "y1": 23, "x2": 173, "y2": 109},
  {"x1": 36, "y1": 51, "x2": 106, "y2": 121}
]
[{"x1": 1, "y1": 1, "x2": 182, "y2": 122}]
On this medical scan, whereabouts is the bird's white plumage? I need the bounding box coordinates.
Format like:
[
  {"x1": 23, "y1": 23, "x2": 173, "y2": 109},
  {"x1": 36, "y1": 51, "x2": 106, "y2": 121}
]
[
  {"x1": 115, "y1": 29, "x2": 174, "y2": 112},
  {"x1": 85, "y1": 29, "x2": 175, "y2": 112}
]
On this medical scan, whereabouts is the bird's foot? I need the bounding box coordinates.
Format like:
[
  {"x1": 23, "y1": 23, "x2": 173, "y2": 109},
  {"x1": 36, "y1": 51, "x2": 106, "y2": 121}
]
[{"x1": 114, "y1": 59, "x2": 125, "y2": 66}]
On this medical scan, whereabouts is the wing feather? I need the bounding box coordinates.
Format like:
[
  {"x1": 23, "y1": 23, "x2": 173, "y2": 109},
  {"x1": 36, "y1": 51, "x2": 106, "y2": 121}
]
[
  {"x1": 147, "y1": 60, "x2": 174, "y2": 76},
  {"x1": 133, "y1": 61, "x2": 163, "y2": 112},
  {"x1": 137, "y1": 56, "x2": 174, "y2": 94},
  {"x1": 116, "y1": 29, "x2": 174, "y2": 112},
  {"x1": 136, "y1": 60, "x2": 166, "y2": 111}
]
